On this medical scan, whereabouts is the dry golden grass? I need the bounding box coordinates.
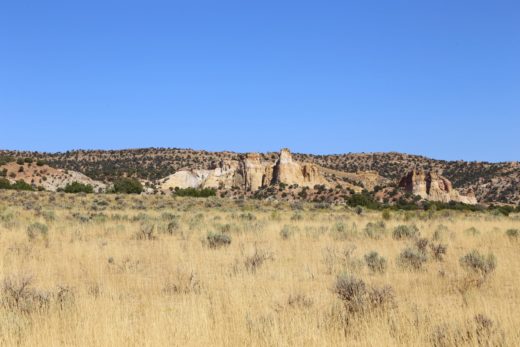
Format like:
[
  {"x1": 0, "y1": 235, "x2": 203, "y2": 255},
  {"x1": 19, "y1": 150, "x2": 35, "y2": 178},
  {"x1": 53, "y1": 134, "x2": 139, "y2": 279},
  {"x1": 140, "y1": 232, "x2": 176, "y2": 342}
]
[{"x1": 0, "y1": 191, "x2": 519, "y2": 346}]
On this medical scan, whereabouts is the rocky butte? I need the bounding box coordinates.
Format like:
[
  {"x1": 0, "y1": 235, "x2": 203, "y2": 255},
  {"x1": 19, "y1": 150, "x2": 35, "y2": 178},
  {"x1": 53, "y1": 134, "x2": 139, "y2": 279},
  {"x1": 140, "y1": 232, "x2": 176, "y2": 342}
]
[
  {"x1": 398, "y1": 169, "x2": 478, "y2": 205},
  {"x1": 160, "y1": 148, "x2": 328, "y2": 192}
]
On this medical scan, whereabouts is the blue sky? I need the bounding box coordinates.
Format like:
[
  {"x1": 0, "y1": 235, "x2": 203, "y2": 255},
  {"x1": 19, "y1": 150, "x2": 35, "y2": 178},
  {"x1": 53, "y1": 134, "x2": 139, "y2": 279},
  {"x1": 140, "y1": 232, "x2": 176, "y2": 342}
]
[{"x1": 1, "y1": 1, "x2": 518, "y2": 161}]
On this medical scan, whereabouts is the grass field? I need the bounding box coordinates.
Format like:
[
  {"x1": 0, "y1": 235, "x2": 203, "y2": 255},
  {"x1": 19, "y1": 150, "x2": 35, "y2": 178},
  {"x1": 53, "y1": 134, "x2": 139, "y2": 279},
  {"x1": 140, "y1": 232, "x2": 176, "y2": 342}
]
[{"x1": 0, "y1": 190, "x2": 519, "y2": 346}]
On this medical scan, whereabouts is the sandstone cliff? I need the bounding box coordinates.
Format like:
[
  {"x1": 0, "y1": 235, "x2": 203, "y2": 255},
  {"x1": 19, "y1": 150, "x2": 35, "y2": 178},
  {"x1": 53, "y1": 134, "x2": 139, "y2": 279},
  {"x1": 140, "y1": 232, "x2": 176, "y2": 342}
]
[
  {"x1": 399, "y1": 170, "x2": 477, "y2": 205},
  {"x1": 160, "y1": 148, "x2": 329, "y2": 192},
  {"x1": 271, "y1": 148, "x2": 329, "y2": 187}
]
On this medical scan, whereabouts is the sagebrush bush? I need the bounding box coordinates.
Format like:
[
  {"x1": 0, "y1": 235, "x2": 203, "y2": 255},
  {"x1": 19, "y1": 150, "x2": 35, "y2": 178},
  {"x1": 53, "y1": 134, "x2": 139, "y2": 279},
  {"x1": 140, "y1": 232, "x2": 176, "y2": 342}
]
[
  {"x1": 398, "y1": 247, "x2": 427, "y2": 270},
  {"x1": 136, "y1": 223, "x2": 156, "y2": 240},
  {"x1": 1, "y1": 275, "x2": 49, "y2": 314},
  {"x1": 364, "y1": 221, "x2": 386, "y2": 239},
  {"x1": 429, "y1": 242, "x2": 448, "y2": 261},
  {"x1": 393, "y1": 225, "x2": 419, "y2": 240},
  {"x1": 364, "y1": 251, "x2": 387, "y2": 273},
  {"x1": 460, "y1": 250, "x2": 496, "y2": 277},
  {"x1": 333, "y1": 274, "x2": 394, "y2": 314},
  {"x1": 206, "y1": 232, "x2": 231, "y2": 248},
  {"x1": 27, "y1": 222, "x2": 48, "y2": 241},
  {"x1": 415, "y1": 238, "x2": 429, "y2": 254},
  {"x1": 244, "y1": 248, "x2": 273, "y2": 273}
]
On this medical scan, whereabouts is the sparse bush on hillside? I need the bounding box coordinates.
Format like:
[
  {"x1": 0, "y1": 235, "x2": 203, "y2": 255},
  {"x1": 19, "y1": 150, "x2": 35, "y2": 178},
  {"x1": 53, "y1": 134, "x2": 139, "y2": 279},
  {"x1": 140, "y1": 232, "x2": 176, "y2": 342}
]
[
  {"x1": 0, "y1": 156, "x2": 14, "y2": 166},
  {"x1": 63, "y1": 182, "x2": 94, "y2": 194},
  {"x1": 113, "y1": 178, "x2": 143, "y2": 194}
]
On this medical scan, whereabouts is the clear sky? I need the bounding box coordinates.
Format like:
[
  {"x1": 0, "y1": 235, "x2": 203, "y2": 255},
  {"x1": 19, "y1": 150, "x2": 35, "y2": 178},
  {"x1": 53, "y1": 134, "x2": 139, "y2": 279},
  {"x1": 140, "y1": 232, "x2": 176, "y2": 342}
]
[{"x1": 1, "y1": 1, "x2": 518, "y2": 162}]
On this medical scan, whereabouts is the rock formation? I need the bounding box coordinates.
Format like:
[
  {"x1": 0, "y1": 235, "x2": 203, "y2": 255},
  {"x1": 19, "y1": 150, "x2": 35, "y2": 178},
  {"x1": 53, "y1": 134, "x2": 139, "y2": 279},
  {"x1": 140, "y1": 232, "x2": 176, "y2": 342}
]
[
  {"x1": 160, "y1": 148, "x2": 329, "y2": 192},
  {"x1": 398, "y1": 170, "x2": 477, "y2": 205},
  {"x1": 271, "y1": 148, "x2": 329, "y2": 187}
]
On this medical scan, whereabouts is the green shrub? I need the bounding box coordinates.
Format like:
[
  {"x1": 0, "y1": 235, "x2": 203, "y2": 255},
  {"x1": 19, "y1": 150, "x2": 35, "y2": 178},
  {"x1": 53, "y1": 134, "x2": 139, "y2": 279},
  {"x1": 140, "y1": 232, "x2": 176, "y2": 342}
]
[
  {"x1": 364, "y1": 251, "x2": 387, "y2": 273},
  {"x1": 174, "y1": 187, "x2": 216, "y2": 197},
  {"x1": 16, "y1": 158, "x2": 24, "y2": 165},
  {"x1": 398, "y1": 247, "x2": 427, "y2": 270},
  {"x1": 460, "y1": 250, "x2": 496, "y2": 277},
  {"x1": 347, "y1": 193, "x2": 380, "y2": 209},
  {"x1": 206, "y1": 232, "x2": 231, "y2": 249},
  {"x1": 113, "y1": 178, "x2": 143, "y2": 194},
  {"x1": 11, "y1": 180, "x2": 33, "y2": 191},
  {"x1": 0, "y1": 178, "x2": 11, "y2": 189},
  {"x1": 392, "y1": 225, "x2": 419, "y2": 240},
  {"x1": 0, "y1": 156, "x2": 14, "y2": 165},
  {"x1": 64, "y1": 182, "x2": 94, "y2": 194},
  {"x1": 0, "y1": 168, "x2": 7, "y2": 177},
  {"x1": 36, "y1": 160, "x2": 46, "y2": 166}
]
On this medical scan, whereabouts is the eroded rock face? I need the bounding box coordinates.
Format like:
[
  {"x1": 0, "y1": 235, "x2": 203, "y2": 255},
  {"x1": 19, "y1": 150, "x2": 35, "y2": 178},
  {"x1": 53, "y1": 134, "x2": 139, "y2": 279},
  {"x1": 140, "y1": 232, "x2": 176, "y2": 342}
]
[
  {"x1": 272, "y1": 149, "x2": 328, "y2": 187},
  {"x1": 399, "y1": 170, "x2": 477, "y2": 204},
  {"x1": 160, "y1": 148, "x2": 329, "y2": 192},
  {"x1": 240, "y1": 153, "x2": 272, "y2": 191}
]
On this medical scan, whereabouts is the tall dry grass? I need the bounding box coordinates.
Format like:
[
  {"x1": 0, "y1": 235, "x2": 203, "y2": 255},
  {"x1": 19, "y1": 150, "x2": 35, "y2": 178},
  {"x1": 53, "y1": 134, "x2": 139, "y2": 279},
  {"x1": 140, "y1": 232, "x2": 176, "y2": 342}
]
[{"x1": 0, "y1": 190, "x2": 519, "y2": 346}]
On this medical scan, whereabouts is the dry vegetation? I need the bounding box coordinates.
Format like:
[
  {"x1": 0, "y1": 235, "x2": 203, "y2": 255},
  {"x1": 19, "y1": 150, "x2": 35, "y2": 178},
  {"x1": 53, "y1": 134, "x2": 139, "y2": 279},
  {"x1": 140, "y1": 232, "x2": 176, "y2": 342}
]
[{"x1": 0, "y1": 190, "x2": 519, "y2": 346}]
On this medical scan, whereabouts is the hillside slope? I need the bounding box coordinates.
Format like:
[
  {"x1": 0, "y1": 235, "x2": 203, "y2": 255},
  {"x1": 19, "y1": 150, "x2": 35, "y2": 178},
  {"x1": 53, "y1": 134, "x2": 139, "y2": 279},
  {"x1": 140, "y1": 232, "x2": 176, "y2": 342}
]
[{"x1": 1, "y1": 148, "x2": 518, "y2": 204}]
